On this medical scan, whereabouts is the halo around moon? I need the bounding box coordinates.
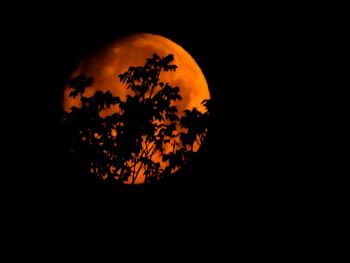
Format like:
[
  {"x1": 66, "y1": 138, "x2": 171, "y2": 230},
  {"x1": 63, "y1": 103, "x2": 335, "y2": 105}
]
[{"x1": 63, "y1": 33, "x2": 210, "y2": 183}]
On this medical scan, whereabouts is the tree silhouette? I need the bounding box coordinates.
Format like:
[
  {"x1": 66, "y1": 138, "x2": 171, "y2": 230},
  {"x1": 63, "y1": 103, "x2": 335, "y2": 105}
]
[{"x1": 63, "y1": 53, "x2": 210, "y2": 185}]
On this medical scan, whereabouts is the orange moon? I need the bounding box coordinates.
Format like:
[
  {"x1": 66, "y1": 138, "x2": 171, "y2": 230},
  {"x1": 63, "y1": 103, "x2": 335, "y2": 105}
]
[{"x1": 63, "y1": 33, "x2": 210, "y2": 183}]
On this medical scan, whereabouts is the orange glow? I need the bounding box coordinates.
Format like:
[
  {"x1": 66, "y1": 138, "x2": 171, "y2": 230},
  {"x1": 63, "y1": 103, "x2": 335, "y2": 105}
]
[{"x1": 63, "y1": 33, "x2": 210, "y2": 184}]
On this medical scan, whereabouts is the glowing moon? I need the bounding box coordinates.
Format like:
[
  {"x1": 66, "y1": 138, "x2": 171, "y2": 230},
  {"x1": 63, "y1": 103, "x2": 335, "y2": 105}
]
[{"x1": 63, "y1": 33, "x2": 210, "y2": 183}]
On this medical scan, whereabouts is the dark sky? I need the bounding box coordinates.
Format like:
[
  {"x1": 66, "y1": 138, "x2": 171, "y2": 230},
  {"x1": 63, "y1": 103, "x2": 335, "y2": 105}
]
[
  {"x1": 1, "y1": 4, "x2": 329, "y2": 256},
  {"x1": 6, "y1": 3, "x2": 315, "y2": 220}
]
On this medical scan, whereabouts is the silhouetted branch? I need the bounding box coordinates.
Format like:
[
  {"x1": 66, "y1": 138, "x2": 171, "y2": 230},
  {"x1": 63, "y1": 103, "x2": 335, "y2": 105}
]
[{"x1": 63, "y1": 53, "x2": 211, "y2": 185}]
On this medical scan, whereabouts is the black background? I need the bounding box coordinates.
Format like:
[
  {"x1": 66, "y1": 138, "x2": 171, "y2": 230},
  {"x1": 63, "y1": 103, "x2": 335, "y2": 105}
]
[
  {"x1": 3, "y1": 3, "x2": 326, "y2": 252},
  {"x1": 10, "y1": 6, "x2": 307, "y2": 200}
]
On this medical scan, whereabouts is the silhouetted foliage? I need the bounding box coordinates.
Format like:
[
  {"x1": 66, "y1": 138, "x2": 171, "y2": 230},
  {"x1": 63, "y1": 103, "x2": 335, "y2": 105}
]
[{"x1": 63, "y1": 53, "x2": 210, "y2": 185}]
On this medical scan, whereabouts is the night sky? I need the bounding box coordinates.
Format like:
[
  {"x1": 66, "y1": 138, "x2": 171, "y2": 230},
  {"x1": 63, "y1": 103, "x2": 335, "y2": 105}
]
[
  {"x1": 6, "y1": 3, "x2": 315, "y2": 225},
  {"x1": 0, "y1": 4, "x2": 330, "y2": 258}
]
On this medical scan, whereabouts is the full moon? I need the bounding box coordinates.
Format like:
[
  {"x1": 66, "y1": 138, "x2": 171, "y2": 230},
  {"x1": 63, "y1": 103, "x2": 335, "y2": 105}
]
[{"x1": 63, "y1": 33, "x2": 210, "y2": 183}]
